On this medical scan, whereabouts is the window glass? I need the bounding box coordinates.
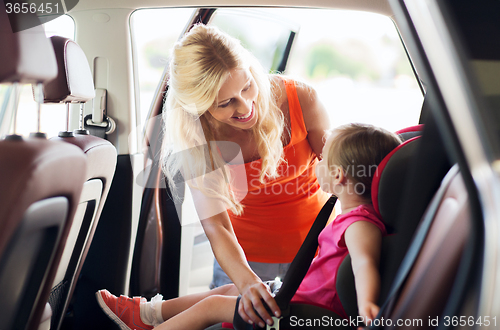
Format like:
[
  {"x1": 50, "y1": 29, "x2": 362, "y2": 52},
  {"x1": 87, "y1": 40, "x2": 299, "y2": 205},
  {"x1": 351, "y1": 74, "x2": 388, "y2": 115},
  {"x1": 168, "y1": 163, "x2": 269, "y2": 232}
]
[
  {"x1": 130, "y1": 8, "x2": 195, "y2": 130},
  {"x1": 14, "y1": 15, "x2": 75, "y2": 138},
  {"x1": 216, "y1": 8, "x2": 422, "y2": 132},
  {"x1": 210, "y1": 9, "x2": 299, "y2": 72},
  {"x1": 43, "y1": 14, "x2": 75, "y2": 39}
]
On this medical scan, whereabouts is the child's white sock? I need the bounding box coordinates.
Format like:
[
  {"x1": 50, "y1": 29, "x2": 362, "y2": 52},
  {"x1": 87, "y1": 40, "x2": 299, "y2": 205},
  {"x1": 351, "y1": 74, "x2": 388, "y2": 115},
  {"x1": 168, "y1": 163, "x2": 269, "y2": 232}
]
[{"x1": 139, "y1": 293, "x2": 165, "y2": 327}]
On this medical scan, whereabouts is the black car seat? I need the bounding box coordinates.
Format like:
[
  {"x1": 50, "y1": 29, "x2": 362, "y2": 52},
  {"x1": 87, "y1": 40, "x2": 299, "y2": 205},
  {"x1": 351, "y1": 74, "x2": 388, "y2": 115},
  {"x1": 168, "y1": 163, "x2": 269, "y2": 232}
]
[
  {"x1": 41, "y1": 36, "x2": 118, "y2": 330},
  {"x1": 0, "y1": 7, "x2": 88, "y2": 330}
]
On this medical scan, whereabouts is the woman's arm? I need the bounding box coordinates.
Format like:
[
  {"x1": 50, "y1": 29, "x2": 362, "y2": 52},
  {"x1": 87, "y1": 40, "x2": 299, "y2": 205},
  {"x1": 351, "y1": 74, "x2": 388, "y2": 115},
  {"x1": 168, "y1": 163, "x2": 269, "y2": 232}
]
[
  {"x1": 295, "y1": 82, "x2": 331, "y2": 158},
  {"x1": 191, "y1": 189, "x2": 279, "y2": 328},
  {"x1": 344, "y1": 221, "x2": 383, "y2": 323}
]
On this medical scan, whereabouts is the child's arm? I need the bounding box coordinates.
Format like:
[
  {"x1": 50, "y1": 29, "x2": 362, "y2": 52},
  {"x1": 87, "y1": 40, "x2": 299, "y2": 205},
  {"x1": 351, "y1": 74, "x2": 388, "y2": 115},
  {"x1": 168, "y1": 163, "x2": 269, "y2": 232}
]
[{"x1": 344, "y1": 221, "x2": 383, "y2": 323}]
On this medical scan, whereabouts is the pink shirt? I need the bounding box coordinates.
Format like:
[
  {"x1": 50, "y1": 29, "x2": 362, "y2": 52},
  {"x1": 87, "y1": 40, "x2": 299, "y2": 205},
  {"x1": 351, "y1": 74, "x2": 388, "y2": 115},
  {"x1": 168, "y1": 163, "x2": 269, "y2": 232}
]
[{"x1": 291, "y1": 204, "x2": 387, "y2": 318}]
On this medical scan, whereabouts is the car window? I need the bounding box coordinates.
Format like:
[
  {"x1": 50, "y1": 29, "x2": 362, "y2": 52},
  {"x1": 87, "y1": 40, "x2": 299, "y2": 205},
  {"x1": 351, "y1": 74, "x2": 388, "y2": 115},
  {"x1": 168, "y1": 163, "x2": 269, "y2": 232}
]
[
  {"x1": 210, "y1": 8, "x2": 299, "y2": 72},
  {"x1": 12, "y1": 15, "x2": 75, "y2": 138},
  {"x1": 258, "y1": 8, "x2": 422, "y2": 132},
  {"x1": 130, "y1": 8, "x2": 196, "y2": 132}
]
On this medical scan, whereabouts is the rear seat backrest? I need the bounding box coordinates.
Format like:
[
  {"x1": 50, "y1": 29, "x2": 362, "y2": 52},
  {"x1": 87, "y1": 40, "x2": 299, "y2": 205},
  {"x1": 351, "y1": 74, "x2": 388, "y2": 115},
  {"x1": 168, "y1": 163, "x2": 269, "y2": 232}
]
[
  {"x1": 42, "y1": 36, "x2": 118, "y2": 330},
  {"x1": 0, "y1": 141, "x2": 87, "y2": 330},
  {"x1": 0, "y1": 6, "x2": 87, "y2": 329}
]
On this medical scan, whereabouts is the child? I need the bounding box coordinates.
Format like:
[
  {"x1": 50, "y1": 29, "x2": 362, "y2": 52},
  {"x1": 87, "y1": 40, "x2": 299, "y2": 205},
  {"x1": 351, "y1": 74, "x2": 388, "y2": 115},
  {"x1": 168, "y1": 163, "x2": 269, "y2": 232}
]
[{"x1": 96, "y1": 123, "x2": 401, "y2": 330}]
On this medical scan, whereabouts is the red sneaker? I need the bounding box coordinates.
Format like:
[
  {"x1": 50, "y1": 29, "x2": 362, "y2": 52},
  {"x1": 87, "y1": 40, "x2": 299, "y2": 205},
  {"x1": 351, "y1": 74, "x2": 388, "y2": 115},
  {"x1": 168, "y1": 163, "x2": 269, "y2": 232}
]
[{"x1": 96, "y1": 289, "x2": 154, "y2": 330}]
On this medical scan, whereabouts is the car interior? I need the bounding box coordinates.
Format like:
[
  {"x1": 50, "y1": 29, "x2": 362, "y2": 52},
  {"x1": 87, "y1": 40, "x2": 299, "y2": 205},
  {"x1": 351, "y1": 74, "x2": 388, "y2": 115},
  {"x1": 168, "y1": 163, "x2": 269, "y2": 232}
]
[{"x1": 1, "y1": 0, "x2": 499, "y2": 329}]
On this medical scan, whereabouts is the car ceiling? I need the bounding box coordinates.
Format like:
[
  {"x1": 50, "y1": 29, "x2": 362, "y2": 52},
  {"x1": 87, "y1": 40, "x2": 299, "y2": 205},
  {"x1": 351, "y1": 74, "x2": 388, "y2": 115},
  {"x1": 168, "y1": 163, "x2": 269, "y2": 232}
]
[{"x1": 70, "y1": 0, "x2": 394, "y2": 17}]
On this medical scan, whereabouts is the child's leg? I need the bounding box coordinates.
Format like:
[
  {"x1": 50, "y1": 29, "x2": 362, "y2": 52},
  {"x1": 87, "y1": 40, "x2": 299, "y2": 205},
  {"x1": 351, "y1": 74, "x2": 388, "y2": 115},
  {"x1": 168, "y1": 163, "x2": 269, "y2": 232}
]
[
  {"x1": 160, "y1": 284, "x2": 239, "y2": 320},
  {"x1": 155, "y1": 295, "x2": 237, "y2": 330},
  {"x1": 96, "y1": 284, "x2": 239, "y2": 329}
]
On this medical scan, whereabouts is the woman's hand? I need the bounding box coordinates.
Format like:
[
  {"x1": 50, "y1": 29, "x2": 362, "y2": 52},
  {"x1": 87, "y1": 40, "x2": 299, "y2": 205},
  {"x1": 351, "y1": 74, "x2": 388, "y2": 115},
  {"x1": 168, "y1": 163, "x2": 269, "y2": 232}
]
[
  {"x1": 237, "y1": 282, "x2": 281, "y2": 328},
  {"x1": 198, "y1": 209, "x2": 281, "y2": 327}
]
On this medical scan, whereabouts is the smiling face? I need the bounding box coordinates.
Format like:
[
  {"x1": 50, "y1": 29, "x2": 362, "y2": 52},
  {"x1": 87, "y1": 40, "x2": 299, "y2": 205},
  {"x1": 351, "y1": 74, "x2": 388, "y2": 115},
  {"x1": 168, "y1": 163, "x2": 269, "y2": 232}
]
[{"x1": 208, "y1": 68, "x2": 259, "y2": 131}]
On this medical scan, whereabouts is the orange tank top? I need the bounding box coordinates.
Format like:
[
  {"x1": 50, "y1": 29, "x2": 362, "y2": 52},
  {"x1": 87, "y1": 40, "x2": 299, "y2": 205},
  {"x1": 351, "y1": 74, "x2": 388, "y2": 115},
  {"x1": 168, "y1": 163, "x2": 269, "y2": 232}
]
[{"x1": 228, "y1": 78, "x2": 329, "y2": 263}]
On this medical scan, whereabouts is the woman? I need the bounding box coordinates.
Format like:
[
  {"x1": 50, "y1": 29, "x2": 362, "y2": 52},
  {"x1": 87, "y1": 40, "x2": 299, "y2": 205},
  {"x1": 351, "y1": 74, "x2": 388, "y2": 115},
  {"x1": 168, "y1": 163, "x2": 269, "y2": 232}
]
[{"x1": 161, "y1": 23, "x2": 330, "y2": 326}]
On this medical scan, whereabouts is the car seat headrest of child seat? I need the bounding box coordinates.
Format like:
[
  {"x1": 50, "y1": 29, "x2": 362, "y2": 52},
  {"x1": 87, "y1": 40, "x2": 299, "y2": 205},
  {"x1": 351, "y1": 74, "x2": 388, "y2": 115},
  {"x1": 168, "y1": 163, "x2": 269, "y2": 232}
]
[
  {"x1": 43, "y1": 36, "x2": 95, "y2": 103},
  {"x1": 396, "y1": 124, "x2": 424, "y2": 141},
  {"x1": 371, "y1": 135, "x2": 421, "y2": 234}
]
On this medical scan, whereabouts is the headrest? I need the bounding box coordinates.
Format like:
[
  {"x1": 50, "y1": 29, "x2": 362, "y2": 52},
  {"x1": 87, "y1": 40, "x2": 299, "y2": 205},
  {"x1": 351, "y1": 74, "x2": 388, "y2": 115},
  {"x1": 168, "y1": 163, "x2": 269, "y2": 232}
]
[
  {"x1": 396, "y1": 124, "x2": 423, "y2": 141},
  {"x1": 0, "y1": 4, "x2": 57, "y2": 83},
  {"x1": 43, "y1": 36, "x2": 95, "y2": 103},
  {"x1": 371, "y1": 136, "x2": 421, "y2": 233}
]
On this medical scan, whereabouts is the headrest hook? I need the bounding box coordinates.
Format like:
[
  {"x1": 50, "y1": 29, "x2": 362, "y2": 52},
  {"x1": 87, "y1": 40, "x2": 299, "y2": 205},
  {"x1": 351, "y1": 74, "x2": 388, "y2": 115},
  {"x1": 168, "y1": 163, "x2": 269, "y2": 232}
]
[
  {"x1": 29, "y1": 83, "x2": 47, "y2": 139},
  {"x1": 4, "y1": 82, "x2": 23, "y2": 140},
  {"x1": 74, "y1": 103, "x2": 89, "y2": 135}
]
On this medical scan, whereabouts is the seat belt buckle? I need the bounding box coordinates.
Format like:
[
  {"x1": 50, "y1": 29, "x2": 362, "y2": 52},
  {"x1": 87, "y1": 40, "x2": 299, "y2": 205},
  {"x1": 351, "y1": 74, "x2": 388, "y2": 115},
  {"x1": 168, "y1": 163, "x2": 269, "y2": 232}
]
[{"x1": 266, "y1": 316, "x2": 282, "y2": 330}]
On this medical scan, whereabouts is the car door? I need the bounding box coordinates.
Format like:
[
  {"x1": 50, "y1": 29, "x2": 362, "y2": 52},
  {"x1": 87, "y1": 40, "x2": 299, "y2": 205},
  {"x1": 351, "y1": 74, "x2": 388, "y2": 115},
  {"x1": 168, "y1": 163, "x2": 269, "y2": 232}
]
[{"x1": 130, "y1": 7, "x2": 300, "y2": 300}]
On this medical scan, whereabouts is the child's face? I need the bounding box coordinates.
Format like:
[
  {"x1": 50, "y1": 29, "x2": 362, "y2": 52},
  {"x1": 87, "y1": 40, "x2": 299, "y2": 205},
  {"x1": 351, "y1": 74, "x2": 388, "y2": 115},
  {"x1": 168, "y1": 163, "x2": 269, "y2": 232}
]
[{"x1": 316, "y1": 133, "x2": 337, "y2": 194}]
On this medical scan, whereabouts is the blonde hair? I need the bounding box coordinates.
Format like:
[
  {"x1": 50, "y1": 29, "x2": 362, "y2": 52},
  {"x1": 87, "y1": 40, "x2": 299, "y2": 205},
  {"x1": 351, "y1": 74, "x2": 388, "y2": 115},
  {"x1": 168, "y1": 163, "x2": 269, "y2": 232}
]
[
  {"x1": 161, "y1": 24, "x2": 284, "y2": 215},
  {"x1": 326, "y1": 123, "x2": 401, "y2": 198}
]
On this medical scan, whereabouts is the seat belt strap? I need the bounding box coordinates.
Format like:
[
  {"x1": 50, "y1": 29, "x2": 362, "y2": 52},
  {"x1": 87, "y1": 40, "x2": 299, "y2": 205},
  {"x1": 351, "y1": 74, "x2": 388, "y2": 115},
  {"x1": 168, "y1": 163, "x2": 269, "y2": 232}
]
[{"x1": 232, "y1": 196, "x2": 337, "y2": 330}]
